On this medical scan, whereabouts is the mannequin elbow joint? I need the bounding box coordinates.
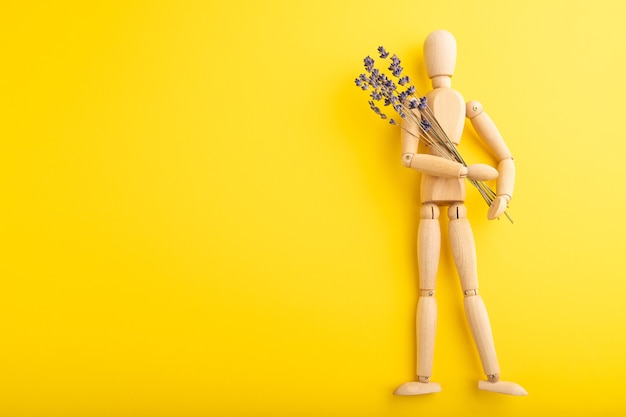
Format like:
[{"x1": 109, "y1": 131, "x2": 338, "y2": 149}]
[{"x1": 401, "y1": 153, "x2": 413, "y2": 168}]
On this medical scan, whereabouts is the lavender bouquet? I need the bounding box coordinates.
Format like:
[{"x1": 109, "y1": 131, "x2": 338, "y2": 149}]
[{"x1": 355, "y1": 47, "x2": 511, "y2": 222}]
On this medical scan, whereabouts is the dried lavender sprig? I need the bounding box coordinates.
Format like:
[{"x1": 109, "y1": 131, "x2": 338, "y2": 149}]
[
  {"x1": 356, "y1": 49, "x2": 512, "y2": 222},
  {"x1": 379, "y1": 53, "x2": 511, "y2": 222},
  {"x1": 374, "y1": 51, "x2": 464, "y2": 162},
  {"x1": 358, "y1": 60, "x2": 458, "y2": 160}
]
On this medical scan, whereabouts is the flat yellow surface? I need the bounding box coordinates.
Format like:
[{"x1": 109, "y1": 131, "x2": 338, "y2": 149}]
[{"x1": 2, "y1": 1, "x2": 626, "y2": 416}]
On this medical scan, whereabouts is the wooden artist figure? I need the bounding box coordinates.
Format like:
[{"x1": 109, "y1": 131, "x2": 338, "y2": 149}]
[{"x1": 393, "y1": 30, "x2": 527, "y2": 396}]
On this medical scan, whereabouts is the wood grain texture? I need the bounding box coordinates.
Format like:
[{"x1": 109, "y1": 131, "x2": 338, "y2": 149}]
[
  {"x1": 417, "y1": 296, "x2": 437, "y2": 378},
  {"x1": 464, "y1": 295, "x2": 500, "y2": 376}
]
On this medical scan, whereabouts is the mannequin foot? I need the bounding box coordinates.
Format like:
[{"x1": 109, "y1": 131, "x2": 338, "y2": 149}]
[
  {"x1": 478, "y1": 379, "x2": 528, "y2": 396},
  {"x1": 393, "y1": 380, "x2": 442, "y2": 396}
]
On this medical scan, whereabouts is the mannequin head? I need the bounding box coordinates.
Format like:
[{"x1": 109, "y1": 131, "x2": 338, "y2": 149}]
[{"x1": 424, "y1": 30, "x2": 457, "y2": 88}]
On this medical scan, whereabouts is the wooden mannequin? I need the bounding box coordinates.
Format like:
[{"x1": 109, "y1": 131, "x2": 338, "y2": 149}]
[{"x1": 393, "y1": 30, "x2": 527, "y2": 396}]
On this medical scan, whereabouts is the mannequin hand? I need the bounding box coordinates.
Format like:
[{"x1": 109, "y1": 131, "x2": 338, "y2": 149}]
[
  {"x1": 463, "y1": 164, "x2": 498, "y2": 181},
  {"x1": 488, "y1": 195, "x2": 509, "y2": 220}
]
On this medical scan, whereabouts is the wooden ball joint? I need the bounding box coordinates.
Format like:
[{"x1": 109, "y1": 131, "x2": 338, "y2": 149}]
[{"x1": 393, "y1": 31, "x2": 526, "y2": 396}]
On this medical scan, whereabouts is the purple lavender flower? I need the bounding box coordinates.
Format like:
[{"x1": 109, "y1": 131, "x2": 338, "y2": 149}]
[
  {"x1": 368, "y1": 100, "x2": 390, "y2": 120},
  {"x1": 368, "y1": 73, "x2": 381, "y2": 88},
  {"x1": 389, "y1": 119, "x2": 397, "y2": 125},
  {"x1": 420, "y1": 119, "x2": 431, "y2": 131},
  {"x1": 383, "y1": 77, "x2": 396, "y2": 90},
  {"x1": 387, "y1": 54, "x2": 403, "y2": 76},
  {"x1": 398, "y1": 76, "x2": 410, "y2": 86},
  {"x1": 357, "y1": 49, "x2": 425, "y2": 125},
  {"x1": 369, "y1": 101, "x2": 381, "y2": 113},
  {"x1": 418, "y1": 96, "x2": 427, "y2": 109}
]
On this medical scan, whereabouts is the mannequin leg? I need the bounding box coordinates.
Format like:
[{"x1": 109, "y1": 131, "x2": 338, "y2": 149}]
[
  {"x1": 394, "y1": 203, "x2": 442, "y2": 396},
  {"x1": 448, "y1": 203, "x2": 527, "y2": 396}
]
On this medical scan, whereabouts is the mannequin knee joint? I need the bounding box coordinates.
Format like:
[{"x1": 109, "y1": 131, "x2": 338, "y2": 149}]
[
  {"x1": 448, "y1": 203, "x2": 467, "y2": 220},
  {"x1": 420, "y1": 203, "x2": 440, "y2": 220}
]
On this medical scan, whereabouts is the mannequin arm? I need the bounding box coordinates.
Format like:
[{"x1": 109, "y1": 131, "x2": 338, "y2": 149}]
[
  {"x1": 401, "y1": 112, "x2": 465, "y2": 178},
  {"x1": 401, "y1": 111, "x2": 496, "y2": 180},
  {"x1": 466, "y1": 101, "x2": 515, "y2": 219},
  {"x1": 400, "y1": 110, "x2": 420, "y2": 163}
]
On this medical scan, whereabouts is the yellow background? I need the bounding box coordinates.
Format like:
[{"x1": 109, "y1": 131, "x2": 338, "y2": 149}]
[{"x1": 1, "y1": 1, "x2": 626, "y2": 416}]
